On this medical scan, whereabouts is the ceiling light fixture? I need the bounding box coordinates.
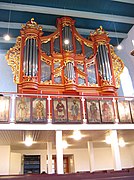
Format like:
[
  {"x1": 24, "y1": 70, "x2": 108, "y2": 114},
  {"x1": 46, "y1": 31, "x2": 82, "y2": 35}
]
[
  {"x1": 118, "y1": 138, "x2": 126, "y2": 147},
  {"x1": 117, "y1": 44, "x2": 122, "y2": 50},
  {"x1": 24, "y1": 136, "x2": 33, "y2": 147},
  {"x1": 73, "y1": 130, "x2": 82, "y2": 140},
  {"x1": 105, "y1": 135, "x2": 111, "y2": 144},
  {"x1": 113, "y1": 19, "x2": 122, "y2": 51},
  {"x1": 62, "y1": 140, "x2": 68, "y2": 149},
  {"x1": 3, "y1": 0, "x2": 12, "y2": 41},
  {"x1": 4, "y1": 34, "x2": 11, "y2": 41}
]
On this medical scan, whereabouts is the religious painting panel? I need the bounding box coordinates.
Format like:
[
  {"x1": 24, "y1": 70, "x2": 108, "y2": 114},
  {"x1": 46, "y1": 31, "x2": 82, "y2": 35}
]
[
  {"x1": 52, "y1": 98, "x2": 67, "y2": 123},
  {"x1": 0, "y1": 96, "x2": 10, "y2": 122},
  {"x1": 130, "y1": 101, "x2": 134, "y2": 122},
  {"x1": 100, "y1": 100, "x2": 115, "y2": 123},
  {"x1": 32, "y1": 98, "x2": 47, "y2": 123},
  {"x1": 117, "y1": 100, "x2": 132, "y2": 123},
  {"x1": 67, "y1": 98, "x2": 82, "y2": 123},
  {"x1": 15, "y1": 97, "x2": 31, "y2": 123},
  {"x1": 86, "y1": 100, "x2": 101, "y2": 123}
]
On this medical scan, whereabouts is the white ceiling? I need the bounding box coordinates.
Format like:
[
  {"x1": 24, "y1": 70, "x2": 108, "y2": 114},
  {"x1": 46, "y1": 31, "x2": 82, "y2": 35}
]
[{"x1": 0, "y1": 129, "x2": 134, "y2": 150}]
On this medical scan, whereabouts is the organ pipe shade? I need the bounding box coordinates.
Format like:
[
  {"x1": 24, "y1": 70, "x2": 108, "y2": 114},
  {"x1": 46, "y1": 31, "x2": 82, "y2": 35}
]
[
  {"x1": 97, "y1": 44, "x2": 112, "y2": 81},
  {"x1": 54, "y1": 36, "x2": 60, "y2": 53},
  {"x1": 41, "y1": 41, "x2": 51, "y2": 56},
  {"x1": 75, "y1": 38, "x2": 82, "y2": 54},
  {"x1": 62, "y1": 26, "x2": 73, "y2": 51},
  {"x1": 23, "y1": 38, "x2": 38, "y2": 76}
]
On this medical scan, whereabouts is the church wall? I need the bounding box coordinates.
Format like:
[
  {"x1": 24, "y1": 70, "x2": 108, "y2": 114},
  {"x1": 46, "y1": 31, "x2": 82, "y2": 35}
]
[
  {"x1": 94, "y1": 147, "x2": 113, "y2": 170},
  {"x1": 116, "y1": 25, "x2": 134, "y2": 96},
  {"x1": 129, "y1": 145, "x2": 134, "y2": 166},
  {"x1": 12, "y1": 145, "x2": 134, "y2": 174},
  {"x1": 120, "y1": 146, "x2": 134, "y2": 169},
  {"x1": 0, "y1": 145, "x2": 10, "y2": 175},
  {"x1": 10, "y1": 152, "x2": 21, "y2": 175},
  {"x1": 0, "y1": 53, "x2": 16, "y2": 92}
]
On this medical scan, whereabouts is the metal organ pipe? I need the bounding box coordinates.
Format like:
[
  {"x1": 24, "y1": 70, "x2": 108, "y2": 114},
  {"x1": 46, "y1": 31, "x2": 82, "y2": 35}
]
[
  {"x1": 23, "y1": 38, "x2": 38, "y2": 76},
  {"x1": 35, "y1": 40, "x2": 38, "y2": 75},
  {"x1": 65, "y1": 62, "x2": 75, "y2": 81},
  {"x1": 29, "y1": 38, "x2": 33, "y2": 76},
  {"x1": 99, "y1": 45, "x2": 107, "y2": 80},
  {"x1": 101, "y1": 45, "x2": 111, "y2": 81},
  {"x1": 104, "y1": 45, "x2": 112, "y2": 81},
  {"x1": 33, "y1": 39, "x2": 36, "y2": 76},
  {"x1": 23, "y1": 42, "x2": 27, "y2": 75},
  {"x1": 26, "y1": 39, "x2": 30, "y2": 76},
  {"x1": 97, "y1": 46, "x2": 103, "y2": 77},
  {"x1": 97, "y1": 44, "x2": 112, "y2": 81}
]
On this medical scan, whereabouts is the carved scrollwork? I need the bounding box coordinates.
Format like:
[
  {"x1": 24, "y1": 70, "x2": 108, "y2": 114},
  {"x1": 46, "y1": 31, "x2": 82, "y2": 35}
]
[
  {"x1": 90, "y1": 26, "x2": 108, "y2": 36},
  {"x1": 5, "y1": 36, "x2": 21, "y2": 84},
  {"x1": 22, "y1": 18, "x2": 42, "y2": 31},
  {"x1": 110, "y1": 46, "x2": 124, "y2": 88}
]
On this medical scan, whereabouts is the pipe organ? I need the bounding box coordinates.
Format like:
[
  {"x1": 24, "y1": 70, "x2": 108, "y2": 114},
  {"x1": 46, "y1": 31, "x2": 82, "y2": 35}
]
[
  {"x1": 23, "y1": 38, "x2": 38, "y2": 76},
  {"x1": 6, "y1": 17, "x2": 124, "y2": 96},
  {"x1": 97, "y1": 44, "x2": 112, "y2": 82}
]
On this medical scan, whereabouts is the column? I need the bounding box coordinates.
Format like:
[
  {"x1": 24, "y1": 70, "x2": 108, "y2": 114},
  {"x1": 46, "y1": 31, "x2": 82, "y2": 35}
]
[
  {"x1": 56, "y1": 130, "x2": 64, "y2": 174},
  {"x1": 40, "y1": 154, "x2": 47, "y2": 174},
  {"x1": 110, "y1": 130, "x2": 122, "y2": 171},
  {"x1": 47, "y1": 142, "x2": 53, "y2": 174},
  {"x1": 87, "y1": 141, "x2": 95, "y2": 172},
  {"x1": 10, "y1": 94, "x2": 16, "y2": 123}
]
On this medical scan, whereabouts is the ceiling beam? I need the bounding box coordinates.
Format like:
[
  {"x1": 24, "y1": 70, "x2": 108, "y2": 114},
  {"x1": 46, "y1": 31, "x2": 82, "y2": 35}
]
[
  {"x1": 0, "y1": 21, "x2": 128, "y2": 39},
  {"x1": 112, "y1": 0, "x2": 134, "y2": 4},
  {"x1": 0, "y1": 2, "x2": 134, "y2": 24},
  {"x1": 0, "y1": 37, "x2": 16, "y2": 43}
]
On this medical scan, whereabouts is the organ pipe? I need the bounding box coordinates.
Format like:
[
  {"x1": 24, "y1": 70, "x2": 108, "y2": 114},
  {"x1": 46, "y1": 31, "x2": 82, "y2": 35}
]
[
  {"x1": 104, "y1": 45, "x2": 112, "y2": 81},
  {"x1": 23, "y1": 38, "x2": 38, "y2": 76},
  {"x1": 97, "y1": 44, "x2": 112, "y2": 81},
  {"x1": 65, "y1": 62, "x2": 75, "y2": 80}
]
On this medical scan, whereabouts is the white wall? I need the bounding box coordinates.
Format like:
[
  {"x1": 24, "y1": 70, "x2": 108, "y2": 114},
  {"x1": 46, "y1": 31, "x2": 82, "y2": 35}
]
[
  {"x1": 0, "y1": 146, "x2": 10, "y2": 175},
  {"x1": 0, "y1": 53, "x2": 16, "y2": 92},
  {"x1": 120, "y1": 146, "x2": 133, "y2": 168},
  {"x1": 10, "y1": 152, "x2": 21, "y2": 175},
  {"x1": 116, "y1": 25, "x2": 134, "y2": 96},
  {"x1": 94, "y1": 147, "x2": 113, "y2": 170},
  {"x1": 12, "y1": 145, "x2": 134, "y2": 174},
  {"x1": 129, "y1": 145, "x2": 134, "y2": 166}
]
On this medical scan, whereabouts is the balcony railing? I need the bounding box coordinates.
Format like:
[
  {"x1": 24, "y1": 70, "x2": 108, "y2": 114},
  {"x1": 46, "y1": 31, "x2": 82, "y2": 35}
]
[{"x1": 0, "y1": 93, "x2": 134, "y2": 124}]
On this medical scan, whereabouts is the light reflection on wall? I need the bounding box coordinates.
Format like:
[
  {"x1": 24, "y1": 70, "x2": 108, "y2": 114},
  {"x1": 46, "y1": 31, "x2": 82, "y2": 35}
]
[{"x1": 120, "y1": 66, "x2": 134, "y2": 97}]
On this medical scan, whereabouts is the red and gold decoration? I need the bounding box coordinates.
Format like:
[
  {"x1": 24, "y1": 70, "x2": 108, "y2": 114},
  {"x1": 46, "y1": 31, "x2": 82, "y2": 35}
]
[{"x1": 6, "y1": 17, "x2": 124, "y2": 96}]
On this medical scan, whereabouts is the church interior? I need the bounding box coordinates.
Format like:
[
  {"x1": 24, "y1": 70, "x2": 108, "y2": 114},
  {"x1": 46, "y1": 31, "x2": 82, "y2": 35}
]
[{"x1": 0, "y1": 0, "x2": 134, "y2": 179}]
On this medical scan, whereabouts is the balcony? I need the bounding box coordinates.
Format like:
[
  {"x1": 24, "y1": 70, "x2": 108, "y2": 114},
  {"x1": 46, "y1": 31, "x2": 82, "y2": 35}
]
[{"x1": 0, "y1": 93, "x2": 134, "y2": 130}]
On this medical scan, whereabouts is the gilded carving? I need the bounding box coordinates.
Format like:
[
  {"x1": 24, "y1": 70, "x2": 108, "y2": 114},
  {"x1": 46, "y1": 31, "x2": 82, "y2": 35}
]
[
  {"x1": 41, "y1": 80, "x2": 52, "y2": 85},
  {"x1": 54, "y1": 66, "x2": 63, "y2": 76},
  {"x1": 102, "y1": 79, "x2": 112, "y2": 86},
  {"x1": 22, "y1": 18, "x2": 42, "y2": 31},
  {"x1": 5, "y1": 36, "x2": 21, "y2": 84},
  {"x1": 90, "y1": 26, "x2": 108, "y2": 36},
  {"x1": 41, "y1": 57, "x2": 52, "y2": 65},
  {"x1": 110, "y1": 46, "x2": 124, "y2": 88}
]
